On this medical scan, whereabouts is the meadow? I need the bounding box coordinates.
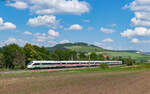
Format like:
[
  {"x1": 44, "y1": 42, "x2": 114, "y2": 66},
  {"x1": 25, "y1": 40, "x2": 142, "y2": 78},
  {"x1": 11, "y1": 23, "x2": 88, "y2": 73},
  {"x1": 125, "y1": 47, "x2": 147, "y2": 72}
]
[
  {"x1": 99, "y1": 51, "x2": 150, "y2": 61},
  {"x1": 1, "y1": 64, "x2": 150, "y2": 94}
]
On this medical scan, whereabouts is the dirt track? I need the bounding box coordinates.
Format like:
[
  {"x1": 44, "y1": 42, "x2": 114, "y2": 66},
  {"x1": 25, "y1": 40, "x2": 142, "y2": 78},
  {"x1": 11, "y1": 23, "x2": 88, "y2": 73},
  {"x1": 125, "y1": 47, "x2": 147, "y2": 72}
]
[{"x1": 0, "y1": 70, "x2": 150, "y2": 94}]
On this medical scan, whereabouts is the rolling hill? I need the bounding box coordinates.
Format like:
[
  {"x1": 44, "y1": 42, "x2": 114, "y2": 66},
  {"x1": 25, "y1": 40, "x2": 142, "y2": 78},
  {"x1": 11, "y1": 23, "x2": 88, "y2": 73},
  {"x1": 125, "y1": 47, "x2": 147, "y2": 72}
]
[
  {"x1": 46, "y1": 42, "x2": 150, "y2": 61},
  {"x1": 46, "y1": 42, "x2": 105, "y2": 52}
]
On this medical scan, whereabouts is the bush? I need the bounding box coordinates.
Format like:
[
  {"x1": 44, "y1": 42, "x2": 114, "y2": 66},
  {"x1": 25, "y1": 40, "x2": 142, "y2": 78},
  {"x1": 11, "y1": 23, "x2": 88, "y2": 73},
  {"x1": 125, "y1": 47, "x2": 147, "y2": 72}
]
[
  {"x1": 100, "y1": 63, "x2": 109, "y2": 69},
  {"x1": 122, "y1": 57, "x2": 135, "y2": 66}
]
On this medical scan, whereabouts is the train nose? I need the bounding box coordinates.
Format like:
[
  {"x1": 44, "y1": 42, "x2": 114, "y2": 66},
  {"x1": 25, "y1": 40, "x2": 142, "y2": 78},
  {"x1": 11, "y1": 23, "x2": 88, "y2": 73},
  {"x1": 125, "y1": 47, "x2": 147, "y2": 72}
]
[{"x1": 27, "y1": 65, "x2": 32, "y2": 69}]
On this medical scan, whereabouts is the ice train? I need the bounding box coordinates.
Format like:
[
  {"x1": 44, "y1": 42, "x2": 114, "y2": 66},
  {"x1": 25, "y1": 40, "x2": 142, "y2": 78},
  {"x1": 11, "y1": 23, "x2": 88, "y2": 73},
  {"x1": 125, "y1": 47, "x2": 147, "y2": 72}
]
[{"x1": 27, "y1": 61, "x2": 122, "y2": 69}]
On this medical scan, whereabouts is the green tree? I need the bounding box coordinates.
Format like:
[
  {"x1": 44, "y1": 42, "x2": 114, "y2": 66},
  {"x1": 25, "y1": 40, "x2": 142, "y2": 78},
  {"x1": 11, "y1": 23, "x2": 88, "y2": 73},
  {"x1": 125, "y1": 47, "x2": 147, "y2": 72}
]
[
  {"x1": 51, "y1": 49, "x2": 65, "y2": 60},
  {"x1": 2, "y1": 44, "x2": 24, "y2": 69},
  {"x1": 50, "y1": 49, "x2": 77, "y2": 60},
  {"x1": 90, "y1": 52, "x2": 98, "y2": 60},
  {"x1": 122, "y1": 57, "x2": 135, "y2": 66},
  {"x1": 97, "y1": 54, "x2": 105, "y2": 60},
  {"x1": 13, "y1": 50, "x2": 25, "y2": 69},
  {"x1": 100, "y1": 63, "x2": 109, "y2": 69},
  {"x1": 78, "y1": 52, "x2": 88, "y2": 60},
  {"x1": 32, "y1": 45, "x2": 51, "y2": 60},
  {"x1": 24, "y1": 43, "x2": 42, "y2": 65},
  {"x1": 0, "y1": 53, "x2": 4, "y2": 68}
]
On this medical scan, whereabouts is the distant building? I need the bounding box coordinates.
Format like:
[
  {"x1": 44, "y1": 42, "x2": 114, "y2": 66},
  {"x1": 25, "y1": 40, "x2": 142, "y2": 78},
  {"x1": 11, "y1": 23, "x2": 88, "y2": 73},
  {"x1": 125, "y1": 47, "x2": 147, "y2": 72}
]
[{"x1": 103, "y1": 55, "x2": 112, "y2": 60}]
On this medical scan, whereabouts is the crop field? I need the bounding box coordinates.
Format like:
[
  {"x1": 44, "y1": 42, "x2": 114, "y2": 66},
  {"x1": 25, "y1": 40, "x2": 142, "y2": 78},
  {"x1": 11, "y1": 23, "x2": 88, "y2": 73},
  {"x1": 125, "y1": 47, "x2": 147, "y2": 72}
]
[
  {"x1": 1, "y1": 65, "x2": 150, "y2": 94},
  {"x1": 65, "y1": 45, "x2": 103, "y2": 53},
  {"x1": 98, "y1": 51, "x2": 150, "y2": 61}
]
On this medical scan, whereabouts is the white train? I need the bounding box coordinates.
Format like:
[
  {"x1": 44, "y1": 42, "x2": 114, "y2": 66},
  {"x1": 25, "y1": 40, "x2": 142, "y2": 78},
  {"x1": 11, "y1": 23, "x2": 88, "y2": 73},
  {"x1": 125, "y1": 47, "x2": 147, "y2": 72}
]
[{"x1": 27, "y1": 61, "x2": 122, "y2": 69}]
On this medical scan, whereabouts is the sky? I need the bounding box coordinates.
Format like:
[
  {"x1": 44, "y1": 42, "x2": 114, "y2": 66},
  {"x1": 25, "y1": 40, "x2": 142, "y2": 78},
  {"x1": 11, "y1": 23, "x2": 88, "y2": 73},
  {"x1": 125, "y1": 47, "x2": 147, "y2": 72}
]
[{"x1": 0, "y1": 0, "x2": 150, "y2": 52}]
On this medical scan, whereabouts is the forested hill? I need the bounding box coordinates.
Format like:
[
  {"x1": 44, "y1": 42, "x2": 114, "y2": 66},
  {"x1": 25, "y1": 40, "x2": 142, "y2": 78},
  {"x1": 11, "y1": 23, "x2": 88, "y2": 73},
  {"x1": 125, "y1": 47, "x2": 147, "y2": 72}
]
[
  {"x1": 46, "y1": 42, "x2": 105, "y2": 52},
  {"x1": 46, "y1": 42, "x2": 150, "y2": 61}
]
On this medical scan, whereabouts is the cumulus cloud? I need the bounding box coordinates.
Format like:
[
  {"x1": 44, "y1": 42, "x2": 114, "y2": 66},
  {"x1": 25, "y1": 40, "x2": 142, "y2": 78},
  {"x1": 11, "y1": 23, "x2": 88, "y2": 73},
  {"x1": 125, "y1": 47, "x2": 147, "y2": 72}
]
[
  {"x1": 124, "y1": 0, "x2": 150, "y2": 27},
  {"x1": 27, "y1": 15, "x2": 59, "y2": 28},
  {"x1": 33, "y1": 29, "x2": 59, "y2": 43},
  {"x1": 100, "y1": 27, "x2": 115, "y2": 34},
  {"x1": 131, "y1": 17, "x2": 150, "y2": 26},
  {"x1": 83, "y1": 19, "x2": 90, "y2": 23},
  {"x1": 0, "y1": 17, "x2": 16, "y2": 30},
  {"x1": 23, "y1": 31, "x2": 32, "y2": 35},
  {"x1": 48, "y1": 29, "x2": 59, "y2": 37},
  {"x1": 121, "y1": 27, "x2": 150, "y2": 37},
  {"x1": 4, "y1": 37, "x2": 28, "y2": 46},
  {"x1": 59, "y1": 40, "x2": 70, "y2": 44},
  {"x1": 6, "y1": 1, "x2": 28, "y2": 10},
  {"x1": 131, "y1": 38, "x2": 150, "y2": 44},
  {"x1": 6, "y1": 0, "x2": 90, "y2": 15},
  {"x1": 68, "y1": 24, "x2": 83, "y2": 30},
  {"x1": 131, "y1": 38, "x2": 139, "y2": 43},
  {"x1": 94, "y1": 42, "x2": 113, "y2": 50},
  {"x1": 33, "y1": 33, "x2": 48, "y2": 42},
  {"x1": 102, "y1": 38, "x2": 114, "y2": 43},
  {"x1": 94, "y1": 42, "x2": 103, "y2": 47}
]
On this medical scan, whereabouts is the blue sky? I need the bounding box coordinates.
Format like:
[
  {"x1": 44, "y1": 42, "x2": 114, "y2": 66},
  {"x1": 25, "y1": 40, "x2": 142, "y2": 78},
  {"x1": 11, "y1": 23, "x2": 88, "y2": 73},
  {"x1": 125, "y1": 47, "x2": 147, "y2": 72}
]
[{"x1": 0, "y1": 0, "x2": 150, "y2": 52}]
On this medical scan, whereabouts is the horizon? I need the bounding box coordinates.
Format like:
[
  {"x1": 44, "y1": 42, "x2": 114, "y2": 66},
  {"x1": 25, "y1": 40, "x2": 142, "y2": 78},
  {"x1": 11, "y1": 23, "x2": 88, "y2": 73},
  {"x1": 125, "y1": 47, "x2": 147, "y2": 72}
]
[{"x1": 0, "y1": 0, "x2": 150, "y2": 52}]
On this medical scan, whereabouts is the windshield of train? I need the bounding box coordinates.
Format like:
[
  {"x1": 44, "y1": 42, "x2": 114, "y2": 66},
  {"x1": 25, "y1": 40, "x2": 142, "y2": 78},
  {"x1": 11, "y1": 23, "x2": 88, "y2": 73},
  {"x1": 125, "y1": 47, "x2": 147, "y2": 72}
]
[{"x1": 28, "y1": 62, "x2": 33, "y2": 65}]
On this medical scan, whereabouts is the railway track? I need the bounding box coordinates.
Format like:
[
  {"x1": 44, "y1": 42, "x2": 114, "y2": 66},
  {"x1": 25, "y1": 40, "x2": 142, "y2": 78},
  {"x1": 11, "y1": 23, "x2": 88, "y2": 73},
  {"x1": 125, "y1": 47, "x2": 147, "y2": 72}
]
[{"x1": 0, "y1": 67, "x2": 90, "y2": 74}]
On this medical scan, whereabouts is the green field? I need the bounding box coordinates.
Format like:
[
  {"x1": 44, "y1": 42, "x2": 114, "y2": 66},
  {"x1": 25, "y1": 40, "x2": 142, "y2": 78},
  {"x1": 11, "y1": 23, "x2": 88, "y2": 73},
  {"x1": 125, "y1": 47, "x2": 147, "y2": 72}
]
[
  {"x1": 65, "y1": 45, "x2": 104, "y2": 53},
  {"x1": 98, "y1": 51, "x2": 150, "y2": 61}
]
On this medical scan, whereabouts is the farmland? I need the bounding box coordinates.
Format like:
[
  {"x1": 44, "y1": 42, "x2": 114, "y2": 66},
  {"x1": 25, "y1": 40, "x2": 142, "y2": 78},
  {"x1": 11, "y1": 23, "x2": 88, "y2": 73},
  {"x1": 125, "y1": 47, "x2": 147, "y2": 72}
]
[
  {"x1": 99, "y1": 51, "x2": 150, "y2": 61},
  {"x1": 1, "y1": 65, "x2": 150, "y2": 94}
]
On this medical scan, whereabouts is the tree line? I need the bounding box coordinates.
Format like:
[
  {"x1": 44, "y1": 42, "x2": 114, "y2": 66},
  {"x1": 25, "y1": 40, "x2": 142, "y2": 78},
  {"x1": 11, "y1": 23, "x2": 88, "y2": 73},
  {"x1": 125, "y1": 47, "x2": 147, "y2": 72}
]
[{"x1": 0, "y1": 43, "x2": 135, "y2": 69}]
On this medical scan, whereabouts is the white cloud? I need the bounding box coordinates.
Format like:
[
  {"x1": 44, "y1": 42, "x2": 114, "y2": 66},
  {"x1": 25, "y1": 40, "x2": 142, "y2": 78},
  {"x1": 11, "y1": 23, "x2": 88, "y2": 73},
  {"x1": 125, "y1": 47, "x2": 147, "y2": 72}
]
[
  {"x1": 23, "y1": 31, "x2": 32, "y2": 35},
  {"x1": 27, "y1": 15, "x2": 59, "y2": 28},
  {"x1": 94, "y1": 42, "x2": 113, "y2": 50},
  {"x1": 4, "y1": 37, "x2": 28, "y2": 46},
  {"x1": 68, "y1": 24, "x2": 83, "y2": 30},
  {"x1": 94, "y1": 42, "x2": 103, "y2": 47},
  {"x1": 7, "y1": 0, "x2": 90, "y2": 15},
  {"x1": 48, "y1": 29, "x2": 59, "y2": 37},
  {"x1": 100, "y1": 27, "x2": 115, "y2": 34},
  {"x1": 0, "y1": 17, "x2": 16, "y2": 30},
  {"x1": 83, "y1": 19, "x2": 90, "y2": 23},
  {"x1": 131, "y1": 17, "x2": 150, "y2": 26},
  {"x1": 6, "y1": 1, "x2": 28, "y2": 10},
  {"x1": 131, "y1": 38, "x2": 150, "y2": 44},
  {"x1": 121, "y1": 27, "x2": 150, "y2": 37},
  {"x1": 29, "y1": 0, "x2": 90, "y2": 15},
  {"x1": 131, "y1": 38, "x2": 139, "y2": 43},
  {"x1": 33, "y1": 29, "x2": 59, "y2": 43},
  {"x1": 124, "y1": 0, "x2": 150, "y2": 27},
  {"x1": 59, "y1": 40, "x2": 70, "y2": 44},
  {"x1": 102, "y1": 38, "x2": 114, "y2": 43},
  {"x1": 33, "y1": 33, "x2": 48, "y2": 42}
]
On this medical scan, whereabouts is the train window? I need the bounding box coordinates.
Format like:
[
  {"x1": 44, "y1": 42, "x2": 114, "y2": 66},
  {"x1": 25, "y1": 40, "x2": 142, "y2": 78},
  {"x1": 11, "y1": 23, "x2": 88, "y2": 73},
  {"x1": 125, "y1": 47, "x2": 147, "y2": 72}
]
[
  {"x1": 28, "y1": 62, "x2": 33, "y2": 65},
  {"x1": 41, "y1": 63, "x2": 60, "y2": 65},
  {"x1": 33, "y1": 63, "x2": 40, "y2": 65},
  {"x1": 67, "y1": 63, "x2": 79, "y2": 64},
  {"x1": 42, "y1": 63, "x2": 50, "y2": 65},
  {"x1": 62, "y1": 63, "x2": 66, "y2": 64}
]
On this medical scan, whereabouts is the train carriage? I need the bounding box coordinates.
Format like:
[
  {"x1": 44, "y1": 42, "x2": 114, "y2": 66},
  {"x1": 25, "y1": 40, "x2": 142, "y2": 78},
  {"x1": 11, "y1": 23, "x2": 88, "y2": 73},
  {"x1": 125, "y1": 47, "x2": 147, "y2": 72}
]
[{"x1": 27, "y1": 61, "x2": 122, "y2": 69}]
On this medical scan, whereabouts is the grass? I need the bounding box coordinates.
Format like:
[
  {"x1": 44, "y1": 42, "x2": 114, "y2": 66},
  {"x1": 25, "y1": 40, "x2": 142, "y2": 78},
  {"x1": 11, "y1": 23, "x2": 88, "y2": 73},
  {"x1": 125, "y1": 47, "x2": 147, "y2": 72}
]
[
  {"x1": 97, "y1": 51, "x2": 150, "y2": 61},
  {"x1": 65, "y1": 45, "x2": 103, "y2": 52},
  {"x1": 66, "y1": 45, "x2": 150, "y2": 61},
  {"x1": 1, "y1": 64, "x2": 150, "y2": 94},
  {"x1": 1, "y1": 63, "x2": 150, "y2": 77}
]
